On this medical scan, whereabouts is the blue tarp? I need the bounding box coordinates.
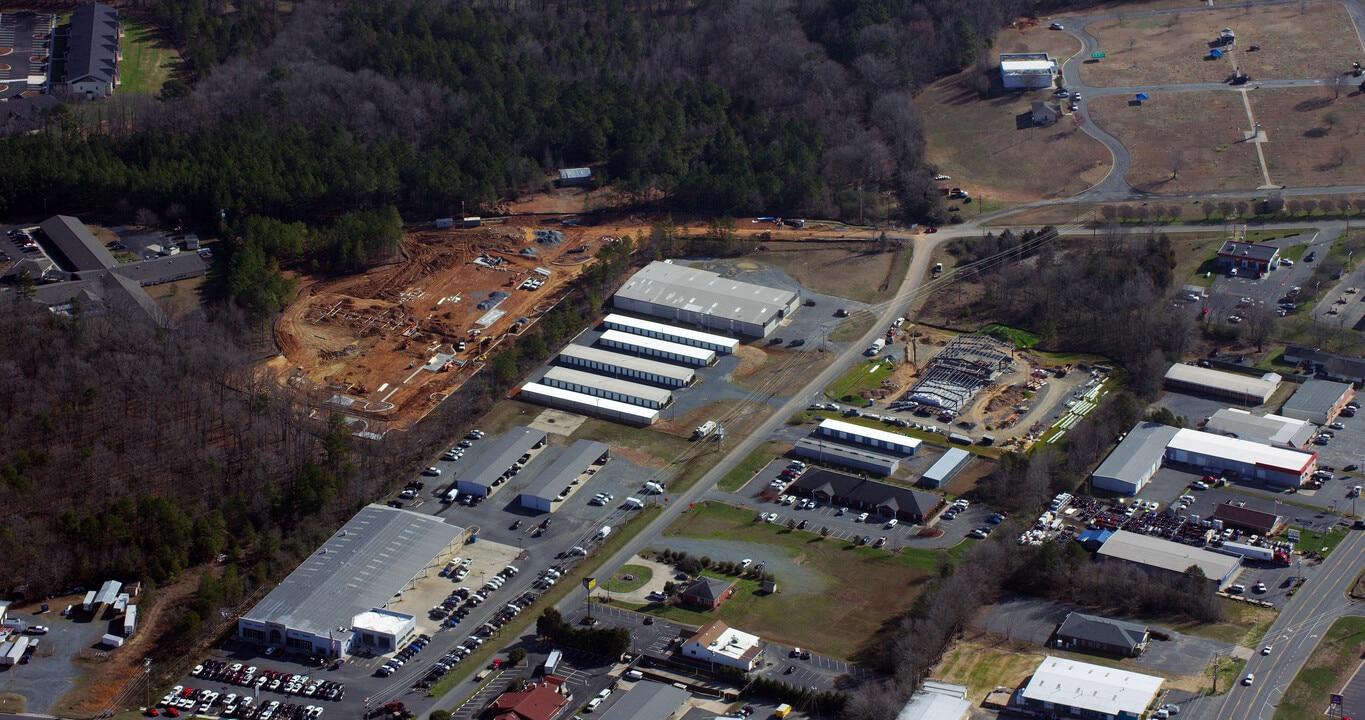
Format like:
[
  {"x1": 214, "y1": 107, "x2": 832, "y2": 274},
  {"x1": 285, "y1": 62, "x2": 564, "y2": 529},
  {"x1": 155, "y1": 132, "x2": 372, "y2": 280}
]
[
  {"x1": 1135, "y1": 93, "x2": 1150, "y2": 101},
  {"x1": 1209, "y1": 48, "x2": 1224, "y2": 58}
]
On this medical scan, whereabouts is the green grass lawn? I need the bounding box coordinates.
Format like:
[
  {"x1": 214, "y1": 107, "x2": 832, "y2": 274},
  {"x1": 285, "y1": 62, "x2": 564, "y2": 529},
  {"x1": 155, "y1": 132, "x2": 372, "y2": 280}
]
[
  {"x1": 979, "y1": 324, "x2": 1039, "y2": 349},
  {"x1": 824, "y1": 358, "x2": 894, "y2": 402},
  {"x1": 1246, "y1": 229, "x2": 1315, "y2": 244},
  {"x1": 630, "y1": 502, "x2": 961, "y2": 659},
  {"x1": 602, "y1": 564, "x2": 652, "y2": 593},
  {"x1": 1279, "y1": 243, "x2": 1312, "y2": 262},
  {"x1": 119, "y1": 20, "x2": 181, "y2": 95},
  {"x1": 1277, "y1": 617, "x2": 1365, "y2": 720},
  {"x1": 1132, "y1": 600, "x2": 1278, "y2": 647},
  {"x1": 718, "y1": 441, "x2": 784, "y2": 492},
  {"x1": 1291, "y1": 526, "x2": 1348, "y2": 555}
]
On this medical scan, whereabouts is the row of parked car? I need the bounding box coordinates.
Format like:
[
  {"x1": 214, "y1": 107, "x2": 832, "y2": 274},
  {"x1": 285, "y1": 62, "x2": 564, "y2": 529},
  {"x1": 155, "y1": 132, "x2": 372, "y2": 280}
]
[{"x1": 189, "y1": 660, "x2": 347, "y2": 701}]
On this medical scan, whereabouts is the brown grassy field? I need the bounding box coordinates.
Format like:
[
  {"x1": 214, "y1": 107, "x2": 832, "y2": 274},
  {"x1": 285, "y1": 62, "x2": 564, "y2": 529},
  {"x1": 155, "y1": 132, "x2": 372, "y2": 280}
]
[
  {"x1": 1088, "y1": 91, "x2": 1264, "y2": 192},
  {"x1": 1082, "y1": 3, "x2": 1362, "y2": 87},
  {"x1": 1250, "y1": 87, "x2": 1365, "y2": 186}
]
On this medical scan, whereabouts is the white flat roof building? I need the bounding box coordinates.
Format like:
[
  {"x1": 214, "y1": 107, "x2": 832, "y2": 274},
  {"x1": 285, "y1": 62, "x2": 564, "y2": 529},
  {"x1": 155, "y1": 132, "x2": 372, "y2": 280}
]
[
  {"x1": 1204, "y1": 408, "x2": 1316, "y2": 448},
  {"x1": 351, "y1": 608, "x2": 417, "y2": 654},
  {"x1": 1020, "y1": 656, "x2": 1163, "y2": 720},
  {"x1": 920, "y1": 448, "x2": 973, "y2": 489},
  {"x1": 612, "y1": 261, "x2": 800, "y2": 338},
  {"x1": 518, "y1": 382, "x2": 660, "y2": 426},
  {"x1": 1166, "y1": 428, "x2": 1315, "y2": 486},
  {"x1": 541, "y1": 366, "x2": 673, "y2": 408},
  {"x1": 603, "y1": 313, "x2": 740, "y2": 354},
  {"x1": 1164, "y1": 364, "x2": 1281, "y2": 405},
  {"x1": 817, "y1": 418, "x2": 922, "y2": 456},
  {"x1": 680, "y1": 619, "x2": 764, "y2": 671},
  {"x1": 1097, "y1": 530, "x2": 1242, "y2": 589},
  {"x1": 599, "y1": 329, "x2": 716, "y2": 366},
  {"x1": 557, "y1": 344, "x2": 696, "y2": 387}
]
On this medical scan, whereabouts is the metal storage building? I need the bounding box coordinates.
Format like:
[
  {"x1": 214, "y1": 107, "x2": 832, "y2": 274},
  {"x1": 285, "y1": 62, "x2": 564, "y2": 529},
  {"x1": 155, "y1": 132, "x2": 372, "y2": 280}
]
[
  {"x1": 599, "y1": 329, "x2": 715, "y2": 366},
  {"x1": 1163, "y1": 364, "x2": 1281, "y2": 405},
  {"x1": 557, "y1": 344, "x2": 695, "y2": 388},
  {"x1": 518, "y1": 382, "x2": 660, "y2": 426},
  {"x1": 92, "y1": 580, "x2": 122, "y2": 617},
  {"x1": 558, "y1": 167, "x2": 593, "y2": 186},
  {"x1": 123, "y1": 605, "x2": 137, "y2": 636},
  {"x1": 519, "y1": 439, "x2": 611, "y2": 512},
  {"x1": 1280, "y1": 378, "x2": 1355, "y2": 425},
  {"x1": 1204, "y1": 408, "x2": 1315, "y2": 448},
  {"x1": 793, "y1": 436, "x2": 901, "y2": 476},
  {"x1": 602, "y1": 313, "x2": 740, "y2": 354},
  {"x1": 1090, "y1": 422, "x2": 1180, "y2": 496},
  {"x1": 1164, "y1": 428, "x2": 1315, "y2": 487},
  {"x1": 541, "y1": 366, "x2": 673, "y2": 409},
  {"x1": 816, "y1": 418, "x2": 921, "y2": 456},
  {"x1": 596, "y1": 681, "x2": 690, "y2": 720},
  {"x1": 1020, "y1": 656, "x2": 1162, "y2": 720},
  {"x1": 612, "y1": 261, "x2": 800, "y2": 338},
  {"x1": 237, "y1": 504, "x2": 465, "y2": 656},
  {"x1": 999, "y1": 53, "x2": 1058, "y2": 89},
  {"x1": 457, "y1": 427, "x2": 548, "y2": 498},
  {"x1": 920, "y1": 448, "x2": 974, "y2": 489},
  {"x1": 1096, "y1": 530, "x2": 1242, "y2": 590}
]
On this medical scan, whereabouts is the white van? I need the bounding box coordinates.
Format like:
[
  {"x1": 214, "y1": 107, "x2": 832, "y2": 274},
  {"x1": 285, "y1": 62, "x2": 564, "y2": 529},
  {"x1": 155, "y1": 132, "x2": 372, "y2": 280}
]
[{"x1": 625, "y1": 497, "x2": 644, "y2": 509}]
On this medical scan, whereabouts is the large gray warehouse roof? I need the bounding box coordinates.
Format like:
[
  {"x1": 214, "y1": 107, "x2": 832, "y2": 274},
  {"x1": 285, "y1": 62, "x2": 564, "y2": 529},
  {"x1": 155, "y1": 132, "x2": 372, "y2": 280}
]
[
  {"x1": 557, "y1": 344, "x2": 696, "y2": 385},
  {"x1": 1282, "y1": 379, "x2": 1353, "y2": 417},
  {"x1": 1097, "y1": 530, "x2": 1241, "y2": 580},
  {"x1": 596, "y1": 681, "x2": 690, "y2": 720},
  {"x1": 241, "y1": 505, "x2": 464, "y2": 639},
  {"x1": 459, "y1": 427, "x2": 547, "y2": 491},
  {"x1": 520, "y1": 439, "x2": 611, "y2": 501},
  {"x1": 1092, "y1": 422, "x2": 1180, "y2": 487},
  {"x1": 793, "y1": 437, "x2": 901, "y2": 475},
  {"x1": 614, "y1": 261, "x2": 797, "y2": 326}
]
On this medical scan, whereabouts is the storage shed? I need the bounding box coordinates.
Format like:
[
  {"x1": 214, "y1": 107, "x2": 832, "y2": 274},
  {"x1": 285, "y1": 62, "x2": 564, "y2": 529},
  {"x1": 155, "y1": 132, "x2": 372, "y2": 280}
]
[{"x1": 920, "y1": 448, "x2": 973, "y2": 489}]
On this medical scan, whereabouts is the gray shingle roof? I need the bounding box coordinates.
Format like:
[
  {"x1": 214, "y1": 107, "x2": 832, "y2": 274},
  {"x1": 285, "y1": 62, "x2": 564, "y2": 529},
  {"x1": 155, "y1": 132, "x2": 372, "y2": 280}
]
[
  {"x1": 241, "y1": 504, "x2": 464, "y2": 639},
  {"x1": 40, "y1": 215, "x2": 117, "y2": 271},
  {"x1": 683, "y1": 576, "x2": 734, "y2": 604},
  {"x1": 1056, "y1": 612, "x2": 1149, "y2": 652},
  {"x1": 65, "y1": 3, "x2": 121, "y2": 87}
]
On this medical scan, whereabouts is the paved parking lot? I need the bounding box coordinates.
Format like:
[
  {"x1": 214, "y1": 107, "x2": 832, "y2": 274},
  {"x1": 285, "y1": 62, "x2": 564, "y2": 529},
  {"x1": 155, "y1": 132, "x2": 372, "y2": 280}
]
[
  {"x1": 1199, "y1": 231, "x2": 1326, "y2": 322},
  {"x1": 0, "y1": 12, "x2": 54, "y2": 99}
]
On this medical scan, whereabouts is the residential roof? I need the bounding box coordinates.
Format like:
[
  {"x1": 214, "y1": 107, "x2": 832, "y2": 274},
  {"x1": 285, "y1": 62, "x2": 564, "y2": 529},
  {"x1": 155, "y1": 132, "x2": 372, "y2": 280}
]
[
  {"x1": 519, "y1": 440, "x2": 610, "y2": 502},
  {"x1": 603, "y1": 313, "x2": 741, "y2": 351},
  {"x1": 596, "y1": 681, "x2": 690, "y2": 720},
  {"x1": 1218, "y1": 240, "x2": 1280, "y2": 263},
  {"x1": 517, "y1": 383, "x2": 661, "y2": 424},
  {"x1": 817, "y1": 418, "x2": 923, "y2": 453},
  {"x1": 1319, "y1": 354, "x2": 1365, "y2": 381},
  {"x1": 65, "y1": 3, "x2": 120, "y2": 87},
  {"x1": 40, "y1": 216, "x2": 117, "y2": 271},
  {"x1": 1031, "y1": 101, "x2": 1061, "y2": 116},
  {"x1": 489, "y1": 675, "x2": 570, "y2": 720},
  {"x1": 1056, "y1": 612, "x2": 1149, "y2": 652},
  {"x1": 457, "y1": 427, "x2": 548, "y2": 491},
  {"x1": 1091, "y1": 422, "x2": 1180, "y2": 486},
  {"x1": 613, "y1": 261, "x2": 798, "y2": 328},
  {"x1": 1211, "y1": 503, "x2": 1282, "y2": 533},
  {"x1": 1097, "y1": 530, "x2": 1242, "y2": 580},
  {"x1": 1021, "y1": 656, "x2": 1163, "y2": 717},
  {"x1": 557, "y1": 344, "x2": 696, "y2": 384},
  {"x1": 599, "y1": 329, "x2": 716, "y2": 364},
  {"x1": 789, "y1": 468, "x2": 940, "y2": 517},
  {"x1": 1205, "y1": 409, "x2": 1314, "y2": 447},
  {"x1": 1282, "y1": 378, "x2": 1354, "y2": 416},
  {"x1": 682, "y1": 577, "x2": 735, "y2": 605},
  {"x1": 240, "y1": 504, "x2": 464, "y2": 639},
  {"x1": 541, "y1": 366, "x2": 673, "y2": 406},
  {"x1": 1168, "y1": 428, "x2": 1316, "y2": 474},
  {"x1": 1164, "y1": 363, "x2": 1281, "y2": 402}
]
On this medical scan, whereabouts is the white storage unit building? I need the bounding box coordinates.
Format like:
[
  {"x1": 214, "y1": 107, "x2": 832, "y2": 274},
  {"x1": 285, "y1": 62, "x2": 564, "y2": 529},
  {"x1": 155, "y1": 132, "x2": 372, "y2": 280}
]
[
  {"x1": 0, "y1": 637, "x2": 28, "y2": 666},
  {"x1": 123, "y1": 605, "x2": 137, "y2": 636},
  {"x1": 603, "y1": 313, "x2": 740, "y2": 354},
  {"x1": 456, "y1": 427, "x2": 548, "y2": 498},
  {"x1": 920, "y1": 448, "x2": 974, "y2": 489},
  {"x1": 612, "y1": 261, "x2": 800, "y2": 338},
  {"x1": 1164, "y1": 364, "x2": 1281, "y2": 405},
  {"x1": 1164, "y1": 428, "x2": 1316, "y2": 487},
  {"x1": 816, "y1": 418, "x2": 921, "y2": 456},
  {"x1": 519, "y1": 439, "x2": 612, "y2": 512},
  {"x1": 793, "y1": 436, "x2": 901, "y2": 476},
  {"x1": 1090, "y1": 422, "x2": 1181, "y2": 496},
  {"x1": 599, "y1": 329, "x2": 715, "y2": 366},
  {"x1": 518, "y1": 383, "x2": 660, "y2": 426},
  {"x1": 541, "y1": 366, "x2": 673, "y2": 409},
  {"x1": 557, "y1": 344, "x2": 696, "y2": 388}
]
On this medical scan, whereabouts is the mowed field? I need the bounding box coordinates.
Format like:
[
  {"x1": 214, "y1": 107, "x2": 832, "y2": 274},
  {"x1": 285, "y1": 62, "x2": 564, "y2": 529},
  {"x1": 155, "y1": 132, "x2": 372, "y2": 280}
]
[
  {"x1": 1081, "y1": 2, "x2": 1362, "y2": 87},
  {"x1": 1087, "y1": 91, "x2": 1263, "y2": 191},
  {"x1": 642, "y1": 502, "x2": 948, "y2": 659},
  {"x1": 119, "y1": 20, "x2": 180, "y2": 95},
  {"x1": 1251, "y1": 87, "x2": 1365, "y2": 186}
]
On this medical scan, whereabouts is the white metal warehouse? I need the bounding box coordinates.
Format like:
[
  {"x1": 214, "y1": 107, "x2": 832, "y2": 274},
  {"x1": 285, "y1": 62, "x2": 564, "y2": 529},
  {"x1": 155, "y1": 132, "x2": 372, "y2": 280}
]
[
  {"x1": 816, "y1": 418, "x2": 921, "y2": 456},
  {"x1": 518, "y1": 382, "x2": 660, "y2": 426},
  {"x1": 541, "y1": 366, "x2": 673, "y2": 409},
  {"x1": 1090, "y1": 422, "x2": 1180, "y2": 496},
  {"x1": 793, "y1": 436, "x2": 901, "y2": 476},
  {"x1": 237, "y1": 504, "x2": 465, "y2": 656},
  {"x1": 519, "y1": 439, "x2": 611, "y2": 512},
  {"x1": 557, "y1": 344, "x2": 696, "y2": 388},
  {"x1": 612, "y1": 260, "x2": 800, "y2": 337},
  {"x1": 1096, "y1": 530, "x2": 1242, "y2": 590},
  {"x1": 599, "y1": 329, "x2": 715, "y2": 366},
  {"x1": 920, "y1": 448, "x2": 974, "y2": 489},
  {"x1": 1280, "y1": 378, "x2": 1355, "y2": 425},
  {"x1": 999, "y1": 53, "x2": 1057, "y2": 89},
  {"x1": 1020, "y1": 657, "x2": 1162, "y2": 719},
  {"x1": 1164, "y1": 428, "x2": 1316, "y2": 487},
  {"x1": 1163, "y1": 364, "x2": 1281, "y2": 405},
  {"x1": 602, "y1": 313, "x2": 740, "y2": 354},
  {"x1": 457, "y1": 426, "x2": 548, "y2": 497}
]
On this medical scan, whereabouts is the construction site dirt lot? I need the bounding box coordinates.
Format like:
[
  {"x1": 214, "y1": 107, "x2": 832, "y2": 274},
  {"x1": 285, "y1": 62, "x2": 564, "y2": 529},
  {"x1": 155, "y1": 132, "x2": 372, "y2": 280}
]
[
  {"x1": 1088, "y1": 91, "x2": 1264, "y2": 192},
  {"x1": 1080, "y1": 2, "x2": 1362, "y2": 87},
  {"x1": 1251, "y1": 87, "x2": 1365, "y2": 186},
  {"x1": 272, "y1": 222, "x2": 607, "y2": 431}
]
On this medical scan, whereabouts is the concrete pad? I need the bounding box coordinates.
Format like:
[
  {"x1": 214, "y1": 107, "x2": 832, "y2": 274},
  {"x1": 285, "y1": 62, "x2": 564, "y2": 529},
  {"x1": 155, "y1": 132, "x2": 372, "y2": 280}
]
[{"x1": 528, "y1": 408, "x2": 587, "y2": 437}]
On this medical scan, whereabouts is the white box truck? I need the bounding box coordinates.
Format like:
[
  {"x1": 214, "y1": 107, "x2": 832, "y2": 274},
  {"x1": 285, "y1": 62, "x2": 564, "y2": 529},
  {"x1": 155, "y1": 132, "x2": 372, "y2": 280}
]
[{"x1": 866, "y1": 338, "x2": 886, "y2": 356}]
